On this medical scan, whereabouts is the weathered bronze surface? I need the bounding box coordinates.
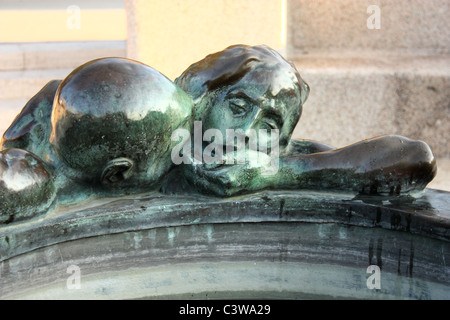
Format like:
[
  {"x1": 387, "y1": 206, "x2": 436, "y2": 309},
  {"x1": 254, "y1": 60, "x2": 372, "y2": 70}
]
[
  {"x1": 1, "y1": 188, "x2": 449, "y2": 299},
  {"x1": 0, "y1": 45, "x2": 438, "y2": 224}
]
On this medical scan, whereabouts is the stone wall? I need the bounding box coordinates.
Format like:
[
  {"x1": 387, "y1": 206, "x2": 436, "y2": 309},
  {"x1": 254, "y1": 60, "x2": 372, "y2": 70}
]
[
  {"x1": 287, "y1": 0, "x2": 450, "y2": 55},
  {"x1": 287, "y1": 0, "x2": 450, "y2": 158}
]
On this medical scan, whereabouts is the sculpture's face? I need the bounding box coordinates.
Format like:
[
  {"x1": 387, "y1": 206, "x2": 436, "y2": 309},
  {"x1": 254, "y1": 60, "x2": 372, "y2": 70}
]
[{"x1": 201, "y1": 66, "x2": 302, "y2": 151}]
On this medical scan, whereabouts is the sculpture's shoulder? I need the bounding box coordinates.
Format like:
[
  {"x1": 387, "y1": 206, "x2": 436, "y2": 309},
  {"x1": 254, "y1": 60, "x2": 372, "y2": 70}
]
[{"x1": 1, "y1": 80, "x2": 61, "y2": 158}]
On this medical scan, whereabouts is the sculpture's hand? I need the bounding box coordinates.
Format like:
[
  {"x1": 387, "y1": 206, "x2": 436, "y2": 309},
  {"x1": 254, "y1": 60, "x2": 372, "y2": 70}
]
[{"x1": 182, "y1": 148, "x2": 274, "y2": 196}]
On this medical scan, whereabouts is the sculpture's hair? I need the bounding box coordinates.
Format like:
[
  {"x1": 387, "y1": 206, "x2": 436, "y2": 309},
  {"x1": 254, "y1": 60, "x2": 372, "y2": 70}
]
[{"x1": 176, "y1": 44, "x2": 309, "y2": 104}]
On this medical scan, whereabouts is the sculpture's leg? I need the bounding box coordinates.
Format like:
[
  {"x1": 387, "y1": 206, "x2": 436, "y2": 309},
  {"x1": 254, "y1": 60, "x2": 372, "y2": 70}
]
[
  {"x1": 0, "y1": 148, "x2": 56, "y2": 224},
  {"x1": 1, "y1": 80, "x2": 61, "y2": 161},
  {"x1": 182, "y1": 135, "x2": 437, "y2": 197}
]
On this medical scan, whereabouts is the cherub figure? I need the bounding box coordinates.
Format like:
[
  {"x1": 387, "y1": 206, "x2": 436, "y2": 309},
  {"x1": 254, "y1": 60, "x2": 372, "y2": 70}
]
[
  {"x1": 172, "y1": 45, "x2": 436, "y2": 197},
  {"x1": 0, "y1": 45, "x2": 436, "y2": 223}
]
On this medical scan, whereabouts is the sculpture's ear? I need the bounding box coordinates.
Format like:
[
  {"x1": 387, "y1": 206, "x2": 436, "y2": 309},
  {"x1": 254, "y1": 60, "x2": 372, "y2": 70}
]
[{"x1": 101, "y1": 158, "x2": 135, "y2": 186}]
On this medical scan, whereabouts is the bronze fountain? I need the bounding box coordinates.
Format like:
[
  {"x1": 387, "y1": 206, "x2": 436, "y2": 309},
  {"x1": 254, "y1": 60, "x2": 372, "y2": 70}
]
[
  {"x1": 0, "y1": 45, "x2": 437, "y2": 223},
  {"x1": 0, "y1": 45, "x2": 447, "y2": 300}
]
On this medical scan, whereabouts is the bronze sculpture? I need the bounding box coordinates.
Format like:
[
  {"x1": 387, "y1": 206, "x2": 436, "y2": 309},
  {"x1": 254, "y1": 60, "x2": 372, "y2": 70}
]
[{"x1": 0, "y1": 45, "x2": 437, "y2": 224}]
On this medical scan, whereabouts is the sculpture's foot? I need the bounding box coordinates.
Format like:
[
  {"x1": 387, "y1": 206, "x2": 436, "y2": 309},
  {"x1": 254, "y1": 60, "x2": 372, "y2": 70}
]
[{"x1": 0, "y1": 149, "x2": 56, "y2": 224}]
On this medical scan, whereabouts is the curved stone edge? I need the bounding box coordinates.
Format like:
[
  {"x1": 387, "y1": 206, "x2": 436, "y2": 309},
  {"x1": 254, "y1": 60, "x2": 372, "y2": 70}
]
[
  {"x1": 6, "y1": 261, "x2": 450, "y2": 300},
  {"x1": 2, "y1": 220, "x2": 449, "y2": 300},
  {"x1": 0, "y1": 188, "x2": 449, "y2": 262}
]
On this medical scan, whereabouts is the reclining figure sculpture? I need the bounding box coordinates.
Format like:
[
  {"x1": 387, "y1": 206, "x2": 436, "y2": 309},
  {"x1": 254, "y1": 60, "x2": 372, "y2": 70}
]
[{"x1": 0, "y1": 45, "x2": 437, "y2": 224}]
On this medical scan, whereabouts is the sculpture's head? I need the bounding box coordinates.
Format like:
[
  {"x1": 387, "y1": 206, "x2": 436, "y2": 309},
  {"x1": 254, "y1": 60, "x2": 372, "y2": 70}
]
[
  {"x1": 175, "y1": 44, "x2": 309, "y2": 150},
  {"x1": 50, "y1": 58, "x2": 192, "y2": 188}
]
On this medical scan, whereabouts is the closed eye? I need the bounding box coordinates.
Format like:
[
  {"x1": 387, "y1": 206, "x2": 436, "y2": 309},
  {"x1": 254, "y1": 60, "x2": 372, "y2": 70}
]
[{"x1": 228, "y1": 97, "x2": 250, "y2": 116}]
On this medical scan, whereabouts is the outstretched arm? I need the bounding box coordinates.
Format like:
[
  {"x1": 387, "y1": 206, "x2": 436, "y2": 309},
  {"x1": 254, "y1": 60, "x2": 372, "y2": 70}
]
[
  {"x1": 286, "y1": 139, "x2": 334, "y2": 155},
  {"x1": 276, "y1": 135, "x2": 436, "y2": 195},
  {"x1": 182, "y1": 135, "x2": 436, "y2": 197}
]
